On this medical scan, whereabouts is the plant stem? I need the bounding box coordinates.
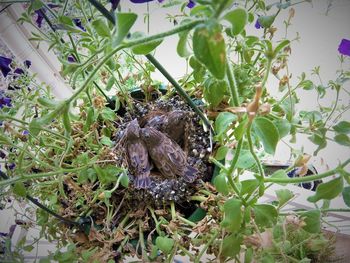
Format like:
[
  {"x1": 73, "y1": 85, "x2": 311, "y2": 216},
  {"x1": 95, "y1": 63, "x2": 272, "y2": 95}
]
[
  {"x1": 226, "y1": 59, "x2": 240, "y2": 107},
  {"x1": 194, "y1": 229, "x2": 219, "y2": 263},
  {"x1": 265, "y1": 158, "x2": 350, "y2": 183},
  {"x1": 226, "y1": 139, "x2": 243, "y2": 178},
  {"x1": 246, "y1": 121, "x2": 265, "y2": 178},
  {"x1": 0, "y1": 165, "x2": 89, "y2": 188}
]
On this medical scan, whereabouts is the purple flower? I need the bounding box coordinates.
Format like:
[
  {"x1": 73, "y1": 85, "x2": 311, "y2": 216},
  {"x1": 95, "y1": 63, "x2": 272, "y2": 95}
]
[
  {"x1": 34, "y1": 4, "x2": 60, "y2": 28},
  {"x1": 0, "y1": 96, "x2": 12, "y2": 109},
  {"x1": 14, "y1": 68, "x2": 25, "y2": 75},
  {"x1": 7, "y1": 163, "x2": 16, "y2": 170},
  {"x1": 67, "y1": 55, "x2": 77, "y2": 63},
  {"x1": 187, "y1": 0, "x2": 196, "y2": 8},
  {"x1": 34, "y1": 10, "x2": 44, "y2": 28},
  {"x1": 0, "y1": 150, "x2": 6, "y2": 159},
  {"x1": 338, "y1": 38, "x2": 350, "y2": 56},
  {"x1": 0, "y1": 56, "x2": 12, "y2": 77},
  {"x1": 24, "y1": 60, "x2": 31, "y2": 68},
  {"x1": 22, "y1": 130, "x2": 29, "y2": 136},
  {"x1": 73, "y1": 18, "x2": 86, "y2": 31},
  {"x1": 255, "y1": 19, "x2": 262, "y2": 29}
]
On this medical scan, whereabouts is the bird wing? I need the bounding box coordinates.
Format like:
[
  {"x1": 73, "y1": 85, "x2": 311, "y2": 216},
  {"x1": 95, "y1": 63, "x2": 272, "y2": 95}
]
[{"x1": 127, "y1": 140, "x2": 151, "y2": 173}]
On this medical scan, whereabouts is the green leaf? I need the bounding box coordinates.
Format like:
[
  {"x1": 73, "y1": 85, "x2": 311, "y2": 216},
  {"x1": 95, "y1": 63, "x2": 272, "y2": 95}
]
[
  {"x1": 222, "y1": 234, "x2": 243, "y2": 258},
  {"x1": 244, "y1": 247, "x2": 253, "y2": 263},
  {"x1": 333, "y1": 121, "x2": 350, "y2": 134},
  {"x1": 94, "y1": 165, "x2": 118, "y2": 185},
  {"x1": 252, "y1": 117, "x2": 279, "y2": 155},
  {"x1": 203, "y1": 78, "x2": 227, "y2": 107},
  {"x1": 233, "y1": 119, "x2": 248, "y2": 140},
  {"x1": 234, "y1": 149, "x2": 255, "y2": 169},
  {"x1": 253, "y1": 204, "x2": 278, "y2": 228},
  {"x1": 62, "y1": 104, "x2": 72, "y2": 134},
  {"x1": 177, "y1": 30, "x2": 191, "y2": 57},
  {"x1": 119, "y1": 172, "x2": 129, "y2": 188},
  {"x1": 101, "y1": 108, "x2": 115, "y2": 121},
  {"x1": 224, "y1": 8, "x2": 248, "y2": 36},
  {"x1": 269, "y1": 170, "x2": 289, "y2": 186},
  {"x1": 258, "y1": 15, "x2": 275, "y2": 28},
  {"x1": 215, "y1": 112, "x2": 237, "y2": 136},
  {"x1": 342, "y1": 186, "x2": 350, "y2": 207},
  {"x1": 215, "y1": 146, "x2": 228, "y2": 160},
  {"x1": 112, "y1": 13, "x2": 137, "y2": 47},
  {"x1": 187, "y1": 207, "x2": 207, "y2": 223},
  {"x1": 307, "y1": 177, "x2": 344, "y2": 203},
  {"x1": 193, "y1": 21, "x2": 226, "y2": 79},
  {"x1": 92, "y1": 18, "x2": 110, "y2": 38},
  {"x1": 273, "y1": 119, "x2": 291, "y2": 138},
  {"x1": 273, "y1": 39, "x2": 290, "y2": 56},
  {"x1": 301, "y1": 209, "x2": 321, "y2": 233},
  {"x1": 241, "y1": 179, "x2": 259, "y2": 196},
  {"x1": 222, "y1": 199, "x2": 243, "y2": 232},
  {"x1": 189, "y1": 56, "x2": 206, "y2": 82},
  {"x1": 31, "y1": 0, "x2": 43, "y2": 10},
  {"x1": 37, "y1": 97, "x2": 59, "y2": 109},
  {"x1": 131, "y1": 32, "x2": 163, "y2": 55},
  {"x1": 334, "y1": 134, "x2": 350, "y2": 146},
  {"x1": 84, "y1": 107, "x2": 95, "y2": 132},
  {"x1": 155, "y1": 236, "x2": 174, "y2": 255},
  {"x1": 29, "y1": 103, "x2": 65, "y2": 136},
  {"x1": 214, "y1": 172, "x2": 229, "y2": 195},
  {"x1": 275, "y1": 189, "x2": 294, "y2": 207},
  {"x1": 100, "y1": 136, "x2": 113, "y2": 146},
  {"x1": 13, "y1": 182, "x2": 26, "y2": 197}
]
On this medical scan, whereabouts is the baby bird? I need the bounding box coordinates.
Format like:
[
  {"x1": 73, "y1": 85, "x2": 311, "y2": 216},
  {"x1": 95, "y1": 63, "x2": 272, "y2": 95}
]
[
  {"x1": 140, "y1": 127, "x2": 197, "y2": 182},
  {"x1": 145, "y1": 110, "x2": 188, "y2": 144},
  {"x1": 124, "y1": 119, "x2": 152, "y2": 189}
]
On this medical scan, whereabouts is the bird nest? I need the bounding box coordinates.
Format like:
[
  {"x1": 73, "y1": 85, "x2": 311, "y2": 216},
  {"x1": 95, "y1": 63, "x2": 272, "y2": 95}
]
[{"x1": 113, "y1": 95, "x2": 212, "y2": 206}]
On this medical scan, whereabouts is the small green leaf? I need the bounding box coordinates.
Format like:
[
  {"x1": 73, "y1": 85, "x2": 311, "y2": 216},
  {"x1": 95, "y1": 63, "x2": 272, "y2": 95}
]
[
  {"x1": 233, "y1": 119, "x2": 248, "y2": 140},
  {"x1": 241, "y1": 179, "x2": 259, "y2": 196},
  {"x1": 101, "y1": 108, "x2": 115, "y2": 121},
  {"x1": 119, "y1": 172, "x2": 129, "y2": 188},
  {"x1": 222, "y1": 234, "x2": 243, "y2": 258},
  {"x1": 193, "y1": 21, "x2": 226, "y2": 79},
  {"x1": 37, "y1": 97, "x2": 59, "y2": 109},
  {"x1": 269, "y1": 170, "x2": 289, "y2": 186},
  {"x1": 189, "y1": 56, "x2": 206, "y2": 82},
  {"x1": 100, "y1": 136, "x2": 113, "y2": 146},
  {"x1": 112, "y1": 13, "x2": 137, "y2": 47},
  {"x1": 222, "y1": 199, "x2": 243, "y2": 233},
  {"x1": 13, "y1": 182, "x2": 26, "y2": 197},
  {"x1": 155, "y1": 236, "x2": 174, "y2": 255},
  {"x1": 253, "y1": 204, "x2": 278, "y2": 228},
  {"x1": 273, "y1": 119, "x2": 291, "y2": 138},
  {"x1": 258, "y1": 15, "x2": 275, "y2": 28},
  {"x1": 334, "y1": 134, "x2": 350, "y2": 146},
  {"x1": 234, "y1": 149, "x2": 255, "y2": 169},
  {"x1": 131, "y1": 32, "x2": 163, "y2": 55},
  {"x1": 333, "y1": 121, "x2": 350, "y2": 134},
  {"x1": 215, "y1": 146, "x2": 228, "y2": 160},
  {"x1": 224, "y1": 8, "x2": 248, "y2": 36},
  {"x1": 273, "y1": 39, "x2": 290, "y2": 56},
  {"x1": 342, "y1": 186, "x2": 350, "y2": 207},
  {"x1": 84, "y1": 107, "x2": 95, "y2": 132},
  {"x1": 301, "y1": 209, "x2": 321, "y2": 233},
  {"x1": 203, "y1": 78, "x2": 227, "y2": 107},
  {"x1": 92, "y1": 18, "x2": 110, "y2": 38},
  {"x1": 307, "y1": 177, "x2": 344, "y2": 203},
  {"x1": 252, "y1": 117, "x2": 279, "y2": 155},
  {"x1": 177, "y1": 30, "x2": 191, "y2": 57},
  {"x1": 62, "y1": 104, "x2": 72, "y2": 134},
  {"x1": 214, "y1": 172, "x2": 229, "y2": 195},
  {"x1": 275, "y1": 189, "x2": 294, "y2": 207},
  {"x1": 215, "y1": 112, "x2": 237, "y2": 136}
]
